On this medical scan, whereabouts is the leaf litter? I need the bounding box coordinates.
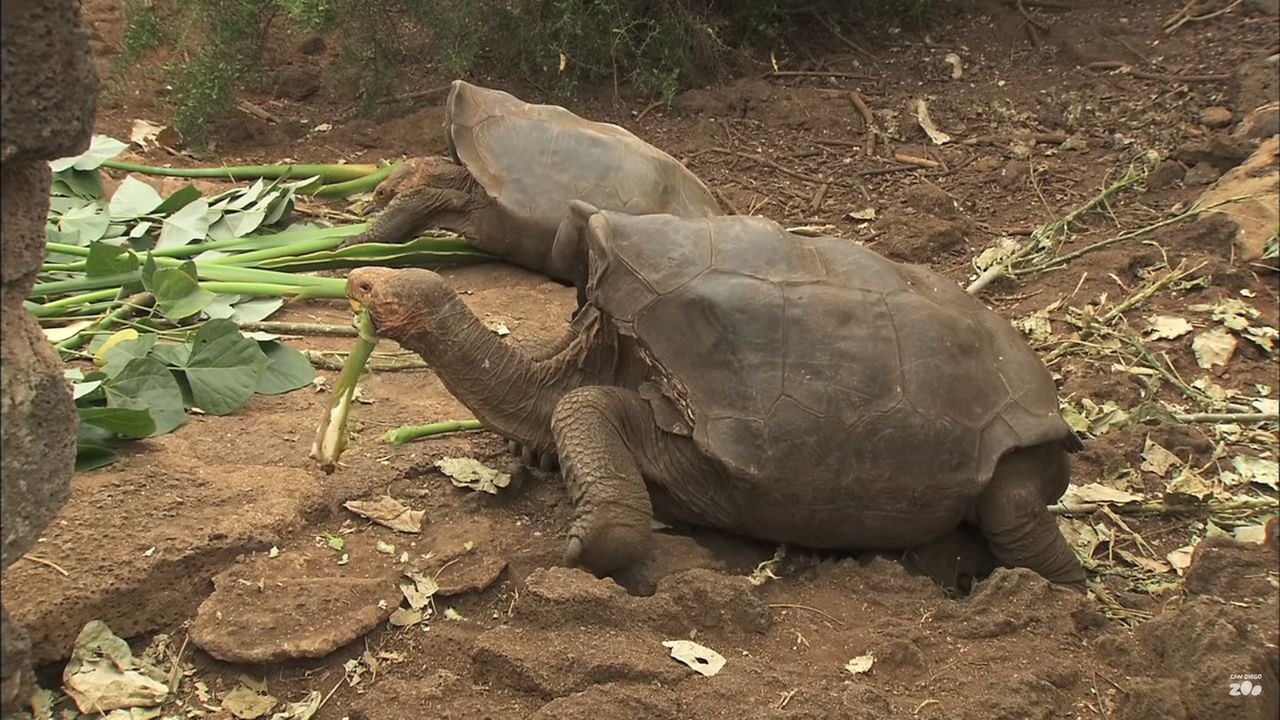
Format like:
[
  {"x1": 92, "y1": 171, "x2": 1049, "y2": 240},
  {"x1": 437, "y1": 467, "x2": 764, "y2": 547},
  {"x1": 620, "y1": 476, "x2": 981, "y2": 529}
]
[
  {"x1": 435, "y1": 457, "x2": 511, "y2": 494},
  {"x1": 662, "y1": 640, "x2": 726, "y2": 677},
  {"x1": 343, "y1": 495, "x2": 425, "y2": 533}
]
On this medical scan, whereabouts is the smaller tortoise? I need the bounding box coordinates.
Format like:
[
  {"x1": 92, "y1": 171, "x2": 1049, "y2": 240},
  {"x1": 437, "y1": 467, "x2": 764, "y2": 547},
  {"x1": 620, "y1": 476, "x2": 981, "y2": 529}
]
[
  {"x1": 345, "y1": 80, "x2": 722, "y2": 284},
  {"x1": 347, "y1": 204, "x2": 1086, "y2": 587}
]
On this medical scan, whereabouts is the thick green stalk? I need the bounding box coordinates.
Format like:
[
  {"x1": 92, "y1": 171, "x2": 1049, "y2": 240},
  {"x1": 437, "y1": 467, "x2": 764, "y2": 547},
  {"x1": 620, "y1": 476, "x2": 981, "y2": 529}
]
[
  {"x1": 101, "y1": 160, "x2": 381, "y2": 183},
  {"x1": 55, "y1": 292, "x2": 154, "y2": 354},
  {"x1": 198, "y1": 281, "x2": 347, "y2": 299},
  {"x1": 311, "y1": 309, "x2": 378, "y2": 472},
  {"x1": 310, "y1": 162, "x2": 402, "y2": 199},
  {"x1": 382, "y1": 420, "x2": 486, "y2": 445}
]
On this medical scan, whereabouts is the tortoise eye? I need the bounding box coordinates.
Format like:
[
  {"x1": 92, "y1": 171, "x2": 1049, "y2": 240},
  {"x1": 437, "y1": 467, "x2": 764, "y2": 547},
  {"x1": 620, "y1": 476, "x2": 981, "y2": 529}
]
[{"x1": 358, "y1": 281, "x2": 373, "y2": 294}]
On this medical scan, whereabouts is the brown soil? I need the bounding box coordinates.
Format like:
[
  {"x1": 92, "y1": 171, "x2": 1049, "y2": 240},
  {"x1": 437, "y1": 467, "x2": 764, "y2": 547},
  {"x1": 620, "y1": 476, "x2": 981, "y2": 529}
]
[{"x1": 9, "y1": 1, "x2": 1280, "y2": 719}]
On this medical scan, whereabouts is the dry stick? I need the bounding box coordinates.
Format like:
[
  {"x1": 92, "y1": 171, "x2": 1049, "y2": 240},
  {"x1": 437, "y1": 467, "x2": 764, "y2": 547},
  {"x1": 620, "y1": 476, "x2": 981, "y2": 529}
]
[
  {"x1": 1049, "y1": 497, "x2": 1277, "y2": 516},
  {"x1": 238, "y1": 320, "x2": 359, "y2": 337},
  {"x1": 1174, "y1": 412, "x2": 1280, "y2": 424},
  {"x1": 765, "y1": 70, "x2": 870, "y2": 80},
  {"x1": 634, "y1": 100, "x2": 663, "y2": 122},
  {"x1": 846, "y1": 91, "x2": 877, "y2": 157},
  {"x1": 767, "y1": 603, "x2": 846, "y2": 627},
  {"x1": 1086, "y1": 61, "x2": 1232, "y2": 83},
  {"x1": 20, "y1": 554, "x2": 68, "y2": 576},
  {"x1": 1167, "y1": 0, "x2": 1242, "y2": 33},
  {"x1": 810, "y1": 11, "x2": 877, "y2": 62}
]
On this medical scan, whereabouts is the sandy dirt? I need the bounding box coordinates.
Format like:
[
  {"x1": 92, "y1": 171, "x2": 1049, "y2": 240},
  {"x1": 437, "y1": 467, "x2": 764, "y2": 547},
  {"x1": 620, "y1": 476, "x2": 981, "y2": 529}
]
[{"x1": 7, "y1": 1, "x2": 1279, "y2": 719}]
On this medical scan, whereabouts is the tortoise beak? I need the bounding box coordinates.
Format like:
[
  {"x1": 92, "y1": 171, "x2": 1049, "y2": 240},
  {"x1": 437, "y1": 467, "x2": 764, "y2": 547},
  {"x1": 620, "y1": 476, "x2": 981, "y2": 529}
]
[{"x1": 361, "y1": 202, "x2": 381, "y2": 216}]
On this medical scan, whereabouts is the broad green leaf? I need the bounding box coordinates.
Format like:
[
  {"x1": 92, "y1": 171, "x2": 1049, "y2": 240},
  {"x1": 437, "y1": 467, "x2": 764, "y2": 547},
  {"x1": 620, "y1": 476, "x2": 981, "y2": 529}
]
[
  {"x1": 255, "y1": 340, "x2": 316, "y2": 394},
  {"x1": 49, "y1": 135, "x2": 128, "y2": 172},
  {"x1": 52, "y1": 169, "x2": 105, "y2": 200},
  {"x1": 230, "y1": 297, "x2": 284, "y2": 324},
  {"x1": 201, "y1": 294, "x2": 239, "y2": 319},
  {"x1": 78, "y1": 406, "x2": 156, "y2": 438},
  {"x1": 71, "y1": 379, "x2": 104, "y2": 401},
  {"x1": 157, "y1": 198, "x2": 211, "y2": 249},
  {"x1": 59, "y1": 201, "x2": 110, "y2": 245},
  {"x1": 76, "y1": 443, "x2": 121, "y2": 472},
  {"x1": 218, "y1": 209, "x2": 267, "y2": 239},
  {"x1": 153, "y1": 184, "x2": 202, "y2": 215},
  {"x1": 129, "y1": 221, "x2": 154, "y2": 239},
  {"x1": 182, "y1": 319, "x2": 270, "y2": 415},
  {"x1": 152, "y1": 263, "x2": 215, "y2": 320},
  {"x1": 103, "y1": 356, "x2": 186, "y2": 435},
  {"x1": 101, "y1": 334, "x2": 159, "y2": 378},
  {"x1": 149, "y1": 342, "x2": 192, "y2": 367},
  {"x1": 49, "y1": 195, "x2": 86, "y2": 215},
  {"x1": 85, "y1": 242, "x2": 140, "y2": 277},
  {"x1": 108, "y1": 176, "x2": 164, "y2": 217},
  {"x1": 140, "y1": 253, "x2": 158, "y2": 291}
]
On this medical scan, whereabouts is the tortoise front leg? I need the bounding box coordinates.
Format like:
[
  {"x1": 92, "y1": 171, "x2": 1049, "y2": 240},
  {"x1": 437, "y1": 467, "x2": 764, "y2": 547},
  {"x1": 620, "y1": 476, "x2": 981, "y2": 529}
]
[
  {"x1": 343, "y1": 186, "x2": 471, "y2": 247},
  {"x1": 976, "y1": 442, "x2": 1087, "y2": 588}
]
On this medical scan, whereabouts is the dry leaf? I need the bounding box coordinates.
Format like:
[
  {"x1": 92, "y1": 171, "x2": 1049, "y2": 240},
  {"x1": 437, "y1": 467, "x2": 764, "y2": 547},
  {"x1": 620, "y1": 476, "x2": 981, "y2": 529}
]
[
  {"x1": 343, "y1": 496, "x2": 425, "y2": 533},
  {"x1": 223, "y1": 686, "x2": 277, "y2": 720},
  {"x1": 1061, "y1": 483, "x2": 1144, "y2": 506},
  {"x1": 1139, "y1": 438, "x2": 1182, "y2": 477},
  {"x1": 1143, "y1": 315, "x2": 1193, "y2": 341},
  {"x1": 845, "y1": 654, "x2": 875, "y2": 675},
  {"x1": 388, "y1": 607, "x2": 423, "y2": 627},
  {"x1": 1232, "y1": 455, "x2": 1279, "y2": 490},
  {"x1": 943, "y1": 53, "x2": 963, "y2": 79},
  {"x1": 1164, "y1": 466, "x2": 1213, "y2": 502},
  {"x1": 485, "y1": 320, "x2": 511, "y2": 337},
  {"x1": 1245, "y1": 326, "x2": 1277, "y2": 353},
  {"x1": 268, "y1": 690, "x2": 321, "y2": 720},
  {"x1": 913, "y1": 98, "x2": 953, "y2": 145},
  {"x1": 662, "y1": 640, "x2": 725, "y2": 677},
  {"x1": 1192, "y1": 327, "x2": 1238, "y2": 369},
  {"x1": 1115, "y1": 548, "x2": 1172, "y2": 574},
  {"x1": 399, "y1": 570, "x2": 439, "y2": 610},
  {"x1": 1015, "y1": 311, "x2": 1053, "y2": 345},
  {"x1": 1167, "y1": 543, "x2": 1197, "y2": 575},
  {"x1": 436, "y1": 457, "x2": 511, "y2": 494},
  {"x1": 1233, "y1": 524, "x2": 1269, "y2": 544},
  {"x1": 130, "y1": 119, "x2": 166, "y2": 149},
  {"x1": 847, "y1": 208, "x2": 877, "y2": 221}
]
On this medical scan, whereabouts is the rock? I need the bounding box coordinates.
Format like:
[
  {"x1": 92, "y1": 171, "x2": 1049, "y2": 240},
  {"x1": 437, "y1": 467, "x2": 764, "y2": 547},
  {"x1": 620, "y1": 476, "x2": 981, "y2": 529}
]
[
  {"x1": 1183, "y1": 534, "x2": 1279, "y2": 601},
  {"x1": 1184, "y1": 161, "x2": 1223, "y2": 186},
  {"x1": 1199, "y1": 106, "x2": 1234, "y2": 128},
  {"x1": 1235, "y1": 101, "x2": 1280, "y2": 142},
  {"x1": 1146, "y1": 159, "x2": 1186, "y2": 190},
  {"x1": 651, "y1": 568, "x2": 770, "y2": 634},
  {"x1": 903, "y1": 183, "x2": 961, "y2": 219},
  {"x1": 532, "y1": 684, "x2": 678, "y2": 720},
  {"x1": 1194, "y1": 135, "x2": 1280, "y2": 260},
  {"x1": 471, "y1": 626, "x2": 686, "y2": 699},
  {"x1": 1232, "y1": 54, "x2": 1280, "y2": 117},
  {"x1": 190, "y1": 551, "x2": 400, "y2": 663},
  {"x1": 1, "y1": 0, "x2": 99, "y2": 713},
  {"x1": 1174, "y1": 137, "x2": 1253, "y2": 171}
]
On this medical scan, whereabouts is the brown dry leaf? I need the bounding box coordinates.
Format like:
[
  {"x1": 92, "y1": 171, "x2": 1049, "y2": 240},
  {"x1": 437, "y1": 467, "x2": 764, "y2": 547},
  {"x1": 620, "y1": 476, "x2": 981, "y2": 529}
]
[
  {"x1": 1164, "y1": 466, "x2": 1213, "y2": 502},
  {"x1": 1139, "y1": 438, "x2": 1182, "y2": 477},
  {"x1": 1167, "y1": 543, "x2": 1197, "y2": 575},
  {"x1": 343, "y1": 496, "x2": 425, "y2": 533},
  {"x1": 662, "y1": 640, "x2": 726, "y2": 677},
  {"x1": 1143, "y1": 315, "x2": 1193, "y2": 341},
  {"x1": 913, "y1": 98, "x2": 953, "y2": 145},
  {"x1": 1061, "y1": 483, "x2": 1144, "y2": 506},
  {"x1": 1234, "y1": 524, "x2": 1269, "y2": 544},
  {"x1": 435, "y1": 457, "x2": 511, "y2": 495},
  {"x1": 388, "y1": 607, "x2": 423, "y2": 627},
  {"x1": 223, "y1": 686, "x2": 277, "y2": 720},
  {"x1": 845, "y1": 654, "x2": 876, "y2": 675},
  {"x1": 1115, "y1": 548, "x2": 1172, "y2": 574},
  {"x1": 1192, "y1": 327, "x2": 1238, "y2": 369}
]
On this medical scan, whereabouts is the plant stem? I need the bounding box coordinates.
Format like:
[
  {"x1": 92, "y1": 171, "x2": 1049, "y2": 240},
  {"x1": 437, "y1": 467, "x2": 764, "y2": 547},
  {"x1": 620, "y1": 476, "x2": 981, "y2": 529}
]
[
  {"x1": 101, "y1": 160, "x2": 382, "y2": 183},
  {"x1": 310, "y1": 162, "x2": 401, "y2": 198},
  {"x1": 382, "y1": 420, "x2": 486, "y2": 445},
  {"x1": 1173, "y1": 412, "x2": 1280, "y2": 424},
  {"x1": 237, "y1": 321, "x2": 359, "y2": 337},
  {"x1": 56, "y1": 293, "x2": 155, "y2": 354},
  {"x1": 310, "y1": 309, "x2": 378, "y2": 472},
  {"x1": 304, "y1": 351, "x2": 430, "y2": 371}
]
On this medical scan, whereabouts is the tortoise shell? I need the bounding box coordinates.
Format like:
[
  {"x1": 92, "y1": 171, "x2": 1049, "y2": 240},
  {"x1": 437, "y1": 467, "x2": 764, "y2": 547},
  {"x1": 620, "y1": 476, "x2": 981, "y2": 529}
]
[
  {"x1": 445, "y1": 80, "x2": 722, "y2": 242},
  {"x1": 579, "y1": 209, "x2": 1077, "y2": 506}
]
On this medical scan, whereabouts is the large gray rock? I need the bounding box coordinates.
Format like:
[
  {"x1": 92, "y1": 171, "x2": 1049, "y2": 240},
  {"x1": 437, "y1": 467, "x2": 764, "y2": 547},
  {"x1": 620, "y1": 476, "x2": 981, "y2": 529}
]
[{"x1": 0, "y1": 0, "x2": 99, "y2": 714}]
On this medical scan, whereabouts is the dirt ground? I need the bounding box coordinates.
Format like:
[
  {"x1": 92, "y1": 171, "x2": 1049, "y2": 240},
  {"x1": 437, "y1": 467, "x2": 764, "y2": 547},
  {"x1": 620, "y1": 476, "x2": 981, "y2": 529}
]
[{"x1": 7, "y1": 0, "x2": 1280, "y2": 718}]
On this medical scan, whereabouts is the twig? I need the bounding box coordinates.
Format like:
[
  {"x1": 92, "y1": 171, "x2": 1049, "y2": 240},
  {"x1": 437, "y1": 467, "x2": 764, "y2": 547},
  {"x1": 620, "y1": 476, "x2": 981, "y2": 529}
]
[
  {"x1": 167, "y1": 633, "x2": 190, "y2": 694},
  {"x1": 1049, "y1": 497, "x2": 1278, "y2": 516},
  {"x1": 20, "y1": 554, "x2": 69, "y2": 576},
  {"x1": 894, "y1": 152, "x2": 941, "y2": 169},
  {"x1": 1166, "y1": 0, "x2": 1242, "y2": 33},
  {"x1": 238, "y1": 320, "x2": 359, "y2": 337},
  {"x1": 765, "y1": 70, "x2": 870, "y2": 80},
  {"x1": 810, "y1": 12, "x2": 877, "y2": 62},
  {"x1": 847, "y1": 92, "x2": 877, "y2": 157},
  {"x1": 1173, "y1": 412, "x2": 1280, "y2": 424},
  {"x1": 634, "y1": 100, "x2": 663, "y2": 122},
  {"x1": 768, "y1": 603, "x2": 845, "y2": 627},
  {"x1": 1085, "y1": 61, "x2": 1232, "y2": 83}
]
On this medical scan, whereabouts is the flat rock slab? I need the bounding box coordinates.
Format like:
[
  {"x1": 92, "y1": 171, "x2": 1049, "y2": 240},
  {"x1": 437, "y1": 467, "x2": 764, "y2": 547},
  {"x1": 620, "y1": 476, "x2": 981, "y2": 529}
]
[{"x1": 191, "y1": 548, "x2": 400, "y2": 663}]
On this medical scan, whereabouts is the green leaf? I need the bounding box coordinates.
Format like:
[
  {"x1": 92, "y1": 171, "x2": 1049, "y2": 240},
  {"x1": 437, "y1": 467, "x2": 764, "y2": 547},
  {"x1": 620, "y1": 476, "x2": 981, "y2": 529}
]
[
  {"x1": 148, "y1": 342, "x2": 191, "y2": 367},
  {"x1": 78, "y1": 406, "x2": 156, "y2": 438},
  {"x1": 201, "y1": 294, "x2": 239, "y2": 319},
  {"x1": 52, "y1": 169, "x2": 105, "y2": 200},
  {"x1": 255, "y1": 341, "x2": 316, "y2": 394},
  {"x1": 140, "y1": 253, "x2": 158, "y2": 291},
  {"x1": 108, "y1": 176, "x2": 164, "y2": 217},
  {"x1": 182, "y1": 319, "x2": 269, "y2": 415},
  {"x1": 85, "y1": 242, "x2": 140, "y2": 277},
  {"x1": 72, "y1": 379, "x2": 104, "y2": 402},
  {"x1": 152, "y1": 264, "x2": 216, "y2": 320},
  {"x1": 58, "y1": 201, "x2": 110, "y2": 245},
  {"x1": 212, "y1": 209, "x2": 267, "y2": 239},
  {"x1": 49, "y1": 135, "x2": 128, "y2": 172},
  {"x1": 157, "y1": 198, "x2": 211, "y2": 249},
  {"x1": 76, "y1": 443, "x2": 121, "y2": 472},
  {"x1": 153, "y1": 184, "x2": 203, "y2": 215},
  {"x1": 103, "y1": 357, "x2": 186, "y2": 435},
  {"x1": 230, "y1": 297, "x2": 283, "y2": 324},
  {"x1": 101, "y1": 334, "x2": 159, "y2": 377}
]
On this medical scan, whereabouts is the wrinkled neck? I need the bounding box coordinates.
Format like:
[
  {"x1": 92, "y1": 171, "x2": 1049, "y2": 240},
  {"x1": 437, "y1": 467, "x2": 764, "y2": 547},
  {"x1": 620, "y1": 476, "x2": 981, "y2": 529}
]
[{"x1": 391, "y1": 292, "x2": 610, "y2": 452}]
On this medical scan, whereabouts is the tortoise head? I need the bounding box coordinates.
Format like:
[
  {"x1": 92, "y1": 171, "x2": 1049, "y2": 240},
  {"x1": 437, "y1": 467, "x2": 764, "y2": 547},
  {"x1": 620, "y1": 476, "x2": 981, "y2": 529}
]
[
  {"x1": 370, "y1": 156, "x2": 463, "y2": 211},
  {"x1": 346, "y1": 267, "x2": 451, "y2": 344}
]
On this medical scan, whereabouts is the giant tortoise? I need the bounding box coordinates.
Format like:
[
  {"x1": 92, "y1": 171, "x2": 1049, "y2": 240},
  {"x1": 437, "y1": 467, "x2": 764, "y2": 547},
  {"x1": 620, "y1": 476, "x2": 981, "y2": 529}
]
[
  {"x1": 346, "y1": 203, "x2": 1086, "y2": 587},
  {"x1": 344, "y1": 80, "x2": 722, "y2": 284}
]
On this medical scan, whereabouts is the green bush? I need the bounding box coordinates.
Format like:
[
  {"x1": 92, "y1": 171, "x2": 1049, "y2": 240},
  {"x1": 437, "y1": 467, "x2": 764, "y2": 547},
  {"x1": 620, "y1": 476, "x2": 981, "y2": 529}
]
[{"x1": 122, "y1": 0, "x2": 940, "y2": 147}]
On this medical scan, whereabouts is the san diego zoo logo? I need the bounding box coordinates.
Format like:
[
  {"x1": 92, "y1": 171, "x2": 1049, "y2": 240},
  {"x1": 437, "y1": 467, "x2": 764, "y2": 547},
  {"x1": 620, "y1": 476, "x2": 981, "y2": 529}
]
[{"x1": 1229, "y1": 674, "x2": 1264, "y2": 696}]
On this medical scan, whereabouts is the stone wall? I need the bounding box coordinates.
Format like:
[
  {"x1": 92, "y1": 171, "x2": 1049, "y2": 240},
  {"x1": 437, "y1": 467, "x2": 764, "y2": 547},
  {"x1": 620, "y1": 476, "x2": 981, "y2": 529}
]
[{"x1": 0, "y1": 0, "x2": 99, "y2": 714}]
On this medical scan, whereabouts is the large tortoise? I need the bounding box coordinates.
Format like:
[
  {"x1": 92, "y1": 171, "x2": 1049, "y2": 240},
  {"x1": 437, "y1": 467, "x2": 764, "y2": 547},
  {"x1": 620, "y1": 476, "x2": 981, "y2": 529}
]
[
  {"x1": 344, "y1": 80, "x2": 722, "y2": 284},
  {"x1": 346, "y1": 203, "x2": 1086, "y2": 587}
]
